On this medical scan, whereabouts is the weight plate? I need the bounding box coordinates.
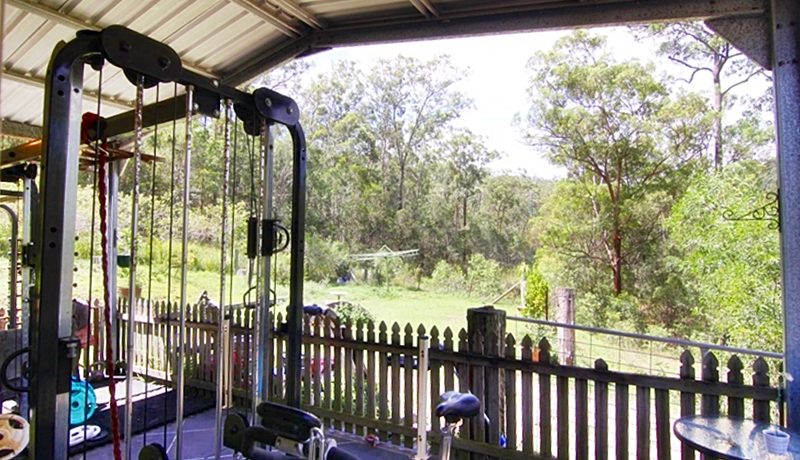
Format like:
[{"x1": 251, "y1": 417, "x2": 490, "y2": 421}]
[
  {"x1": 139, "y1": 442, "x2": 170, "y2": 460},
  {"x1": 0, "y1": 414, "x2": 29, "y2": 460},
  {"x1": 70, "y1": 380, "x2": 97, "y2": 426}
]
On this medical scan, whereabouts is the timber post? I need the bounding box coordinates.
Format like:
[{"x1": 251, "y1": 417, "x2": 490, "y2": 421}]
[{"x1": 467, "y1": 305, "x2": 506, "y2": 451}]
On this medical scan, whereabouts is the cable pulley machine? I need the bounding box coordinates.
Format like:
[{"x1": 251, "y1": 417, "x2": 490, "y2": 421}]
[{"x1": 32, "y1": 25, "x2": 308, "y2": 460}]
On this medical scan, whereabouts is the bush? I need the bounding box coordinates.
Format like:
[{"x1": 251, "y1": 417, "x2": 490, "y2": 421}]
[
  {"x1": 521, "y1": 268, "x2": 548, "y2": 318},
  {"x1": 335, "y1": 301, "x2": 375, "y2": 325},
  {"x1": 430, "y1": 260, "x2": 466, "y2": 293},
  {"x1": 305, "y1": 236, "x2": 348, "y2": 283},
  {"x1": 466, "y1": 254, "x2": 502, "y2": 298}
]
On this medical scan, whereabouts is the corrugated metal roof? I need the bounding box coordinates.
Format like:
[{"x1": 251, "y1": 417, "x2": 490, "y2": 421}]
[{"x1": 0, "y1": 0, "x2": 768, "y2": 133}]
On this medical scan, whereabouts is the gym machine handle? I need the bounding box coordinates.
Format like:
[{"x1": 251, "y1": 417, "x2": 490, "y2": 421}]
[{"x1": 262, "y1": 219, "x2": 290, "y2": 256}]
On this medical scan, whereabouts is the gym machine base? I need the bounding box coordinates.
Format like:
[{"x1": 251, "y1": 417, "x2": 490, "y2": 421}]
[{"x1": 222, "y1": 392, "x2": 481, "y2": 460}]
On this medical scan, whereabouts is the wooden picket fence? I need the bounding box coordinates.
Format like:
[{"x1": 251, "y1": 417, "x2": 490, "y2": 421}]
[{"x1": 120, "y1": 299, "x2": 780, "y2": 459}]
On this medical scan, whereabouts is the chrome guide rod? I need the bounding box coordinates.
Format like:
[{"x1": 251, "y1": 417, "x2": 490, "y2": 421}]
[
  {"x1": 20, "y1": 177, "x2": 34, "y2": 417},
  {"x1": 176, "y1": 85, "x2": 194, "y2": 459},
  {"x1": 108, "y1": 162, "x2": 121, "y2": 362},
  {"x1": 213, "y1": 99, "x2": 233, "y2": 459},
  {"x1": 124, "y1": 76, "x2": 145, "y2": 460},
  {"x1": 248, "y1": 133, "x2": 262, "y2": 423},
  {"x1": 260, "y1": 121, "x2": 274, "y2": 404}
]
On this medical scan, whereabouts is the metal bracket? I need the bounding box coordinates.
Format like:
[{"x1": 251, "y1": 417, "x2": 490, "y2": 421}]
[
  {"x1": 21, "y1": 242, "x2": 35, "y2": 267},
  {"x1": 706, "y1": 14, "x2": 772, "y2": 70},
  {"x1": 57, "y1": 337, "x2": 81, "y2": 393},
  {"x1": 722, "y1": 191, "x2": 780, "y2": 229},
  {"x1": 100, "y1": 25, "x2": 182, "y2": 86}
]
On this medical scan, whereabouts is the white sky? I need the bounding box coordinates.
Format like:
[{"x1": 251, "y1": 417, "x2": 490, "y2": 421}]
[{"x1": 294, "y1": 26, "x2": 765, "y2": 179}]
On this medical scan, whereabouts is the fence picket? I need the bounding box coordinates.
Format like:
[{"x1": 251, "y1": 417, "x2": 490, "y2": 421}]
[
  {"x1": 655, "y1": 388, "x2": 670, "y2": 460},
  {"x1": 303, "y1": 315, "x2": 312, "y2": 405},
  {"x1": 636, "y1": 386, "x2": 651, "y2": 460},
  {"x1": 574, "y1": 376, "x2": 588, "y2": 460},
  {"x1": 727, "y1": 356, "x2": 744, "y2": 418},
  {"x1": 521, "y1": 336, "x2": 534, "y2": 454},
  {"x1": 457, "y1": 329, "x2": 471, "y2": 442},
  {"x1": 539, "y1": 338, "x2": 552, "y2": 459},
  {"x1": 354, "y1": 320, "x2": 365, "y2": 436},
  {"x1": 680, "y1": 350, "x2": 696, "y2": 460},
  {"x1": 345, "y1": 321, "x2": 354, "y2": 433},
  {"x1": 556, "y1": 372, "x2": 569, "y2": 459},
  {"x1": 322, "y1": 317, "x2": 334, "y2": 424},
  {"x1": 391, "y1": 323, "x2": 402, "y2": 444},
  {"x1": 505, "y1": 334, "x2": 517, "y2": 451},
  {"x1": 366, "y1": 321, "x2": 377, "y2": 432},
  {"x1": 430, "y1": 327, "x2": 442, "y2": 427},
  {"x1": 314, "y1": 317, "x2": 323, "y2": 408},
  {"x1": 378, "y1": 321, "x2": 390, "y2": 440},
  {"x1": 702, "y1": 352, "x2": 720, "y2": 417},
  {"x1": 752, "y1": 358, "x2": 771, "y2": 423},
  {"x1": 616, "y1": 383, "x2": 629, "y2": 460},
  {"x1": 595, "y1": 359, "x2": 609, "y2": 460},
  {"x1": 443, "y1": 328, "x2": 455, "y2": 391}
]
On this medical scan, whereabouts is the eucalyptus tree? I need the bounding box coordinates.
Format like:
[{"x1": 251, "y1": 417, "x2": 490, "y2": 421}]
[
  {"x1": 524, "y1": 31, "x2": 712, "y2": 296},
  {"x1": 641, "y1": 22, "x2": 772, "y2": 169}
]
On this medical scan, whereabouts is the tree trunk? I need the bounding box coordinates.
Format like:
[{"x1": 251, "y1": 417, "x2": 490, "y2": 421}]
[
  {"x1": 713, "y1": 64, "x2": 724, "y2": 170},
  {"x1": 398, "y1": 162, "x2": 406, "y2": 210},
  {"x1": 612, "y1": 231, "x2": 622, "y2": 295},
  {"x1": 612, "y1": 166, "x2": 623, "y2": 295},
  {"x1": 462, "y1": 196, "x2": 468, "y2": 228}
]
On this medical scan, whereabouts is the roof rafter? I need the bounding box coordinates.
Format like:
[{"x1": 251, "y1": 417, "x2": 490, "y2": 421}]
[
  {"x1": 3, "y1": 67, "x2": 134, "y2": 109},
  {"x1": 224, "y1": 0, "x2": 766, "y2": 86},
  {"x1": 269, "y1": 0, "x2": 325, "y2": 29},
  {"x1": 228, "y1": 0, "x2": 303, "y2": 37},
  {"x1": 409, "y1": 0, "x2": 438, "y2": 18},
  {"x1": 409, "y1": 0, "x2": 432, "y2": 18},
  {"x1": 1, "y1": 119, "x2": 42, "y2": 139},
  {"x1": 7, "y1": 0, "x2": 217, "y2": 78},
  {"x1": 315, "y1": 0, "x2": 766, "y2": 46}
]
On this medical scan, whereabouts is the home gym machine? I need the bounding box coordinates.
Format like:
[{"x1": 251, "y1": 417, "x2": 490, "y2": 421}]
[
  {"x1": 28, "y1": 25, "x2": 307, "y2": 460},
  {"x1": 222, "y1": 392, "x2": 481, "y2": 460}
]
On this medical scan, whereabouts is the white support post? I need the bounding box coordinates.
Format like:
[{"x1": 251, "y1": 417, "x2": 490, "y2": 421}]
[{"x1": 416, "y1": 335, "x2": 430, "y2": 460}]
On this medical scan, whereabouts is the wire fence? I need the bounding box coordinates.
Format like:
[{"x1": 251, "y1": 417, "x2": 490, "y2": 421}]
[{"x1": 506, "y1": 315, "x2": 783, "y2": 379}]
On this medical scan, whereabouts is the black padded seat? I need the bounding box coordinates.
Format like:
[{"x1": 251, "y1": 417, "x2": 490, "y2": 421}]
[{"x1": 435, "y1": 391, "x2": 480, "y2": 423}]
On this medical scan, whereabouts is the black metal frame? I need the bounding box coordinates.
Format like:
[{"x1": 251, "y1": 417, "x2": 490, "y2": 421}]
[{"x1": 33, "y1": 25, "x2": 307, "y2": 458}]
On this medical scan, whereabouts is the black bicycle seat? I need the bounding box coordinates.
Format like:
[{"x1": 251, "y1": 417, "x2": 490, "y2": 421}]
[{"x1": 436, "y1": 391, "x2": 480, "y2": 423}]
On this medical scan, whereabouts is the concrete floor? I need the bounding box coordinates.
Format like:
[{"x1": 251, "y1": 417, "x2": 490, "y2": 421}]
[
  {"x1": 65, "y1": 379, "x2": 232, "y2": 459},
  {"x1": 55, "y1": 379, "x2": 413, "y2": 459},
  {"x1": 69, "y1": 407, "x2": 416, "y2": 460},
  {"x1": 69, "y1": 408, "x2": 237, "y2": 460}
]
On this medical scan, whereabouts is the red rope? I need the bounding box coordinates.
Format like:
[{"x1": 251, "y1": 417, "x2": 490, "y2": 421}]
[{"x1": 86, "y1": 112, "x2": 123, "y2": 460}]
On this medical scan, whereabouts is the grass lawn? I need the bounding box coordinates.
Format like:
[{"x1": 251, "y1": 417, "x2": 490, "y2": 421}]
[
  {"x1": 7, "y1": 258, "x2": 511, "y2": 333},
  {"x1": 303, "y1": 282, "x2": 517, "y2": 332}
]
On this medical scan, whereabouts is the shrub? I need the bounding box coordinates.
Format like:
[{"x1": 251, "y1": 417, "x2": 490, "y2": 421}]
[
  {"x1": 335, "y1": 301, "x2": 375, "y2": 325},
  {"x1": 430, "y1": 260, "x2": 466, "y2": 293},
  {"x1": 305, "y1": 236, "x2": 348, "y2": 283},
  {"x1": 521, "y1": 268, "x2": 548, "y2": 318},
  {"x1": 466, "y1": 254, "x2": 502, "y2": 298}
]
